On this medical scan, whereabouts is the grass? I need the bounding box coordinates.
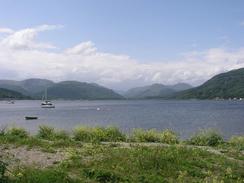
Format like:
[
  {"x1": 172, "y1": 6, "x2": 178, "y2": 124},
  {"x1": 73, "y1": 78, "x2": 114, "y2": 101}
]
[
  {"x1": 0, "y1": 126, "x2": 243, "y2": 182},
  {"x1": 73, "y1": 126, "x2": 126, "y2": 142},
  {"x1": 131, "y1": 129, "x2": 178, "y2": 144},
  {"x1": 186, "y1": 129, "x2": 224, "y2": 146},
  {"x1": 229, "y1": 135, "x2": 244, "y2": 150}
]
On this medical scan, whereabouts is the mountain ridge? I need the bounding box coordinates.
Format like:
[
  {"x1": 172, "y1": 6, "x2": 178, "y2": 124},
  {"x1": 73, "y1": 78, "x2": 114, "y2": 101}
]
[
  {"x1": 174, "y1": 68, "x2": 244, "y2": 99},
  {"x1": 124, "y1": 83, "x2": 192, "y2": 99}
]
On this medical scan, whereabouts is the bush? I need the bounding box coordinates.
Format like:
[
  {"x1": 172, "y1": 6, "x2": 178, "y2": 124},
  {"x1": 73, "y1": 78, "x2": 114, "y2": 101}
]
[
  {"x1": 132, "y1": 129, "x2": 160, "y2": 142},
  {"x1": 0, "y1": 126, "x2": 7, "y2": 136},
  {"x1": 54, "y1": 130, "x2": 70, "y2": 140},
  {"x1": 73, "y1": 126, "x2": 93, "y2": 142},
  {"x1": 131, "y1": 129, "x2": 179, "y2": 144},
  {"x1": 73, "y1": 126, "x2": 126, "y2": 142},
  {"x1": 12, "y1": 167, "x2": 76, "y2": 183},
  {"x1": 159, "y1": 129, "x2": 179, "y2": 144},
  {"x1": 0, "y1": 160, "x2": 8, "y2": 181},
  {"x1": 229, "y1": 136, "x2": 244, "y2": 150},
  {"x1": 6, "y1": 127, "x2": 29, "y2": 138},
  {"x1": 83, "y1": 168, "x2": 124, "y2": 182},
  {"x1": 103, "y1": 127, "x2": 126, "y2": 142},
  {"x1": 37, "y1": 125, "x2": 55, "y2": 140},
  {"x1": 187, "y1": 129, "x2": 224, "y2": 146}
]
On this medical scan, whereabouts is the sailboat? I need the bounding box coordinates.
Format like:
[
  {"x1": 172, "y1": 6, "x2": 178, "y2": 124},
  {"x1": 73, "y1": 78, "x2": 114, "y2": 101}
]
[{"x1": 41, "y1": 88, "x2": 55, "y2": 108}]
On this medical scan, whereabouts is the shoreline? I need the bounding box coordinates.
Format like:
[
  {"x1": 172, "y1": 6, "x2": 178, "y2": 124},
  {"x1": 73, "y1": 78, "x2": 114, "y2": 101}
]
[{"x1": 0, "y1": 126, "x2": 244, "y2": 182}]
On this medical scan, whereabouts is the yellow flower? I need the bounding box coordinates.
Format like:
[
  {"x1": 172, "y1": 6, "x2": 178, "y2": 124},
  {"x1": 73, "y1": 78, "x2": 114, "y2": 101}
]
[{"x1": 16, "y1": 172, "x2": 23, "y2": 177}]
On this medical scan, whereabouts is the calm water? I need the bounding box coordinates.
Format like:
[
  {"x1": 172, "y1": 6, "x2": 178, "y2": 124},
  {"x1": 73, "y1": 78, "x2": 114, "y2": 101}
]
[{"x1": 0, "y1": 100, "x2": 243, "y2": 139}]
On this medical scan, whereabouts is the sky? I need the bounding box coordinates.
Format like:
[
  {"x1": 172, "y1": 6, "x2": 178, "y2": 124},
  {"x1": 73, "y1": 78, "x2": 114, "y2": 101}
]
[{"x1": 0, "y1": 0, "x2": 244, "y2": 90}]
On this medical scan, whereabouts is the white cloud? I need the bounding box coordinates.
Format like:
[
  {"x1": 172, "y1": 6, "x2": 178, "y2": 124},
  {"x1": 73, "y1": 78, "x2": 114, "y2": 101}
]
[
  {"x1": 0, "y1": 25, "x2": 244, "y2": 90},
  {"x1": 65, "y1": 41, "x2": 97, "y2": 55},
  {"x1": 0, "y1": 28, "x2": 14, "y2": 34},
  {"x1": 0, "y1": 24, "x2": 61, "y2": 50},
  {"x1": 240, "y1": 21, "x2": 244, "y2": 26}
]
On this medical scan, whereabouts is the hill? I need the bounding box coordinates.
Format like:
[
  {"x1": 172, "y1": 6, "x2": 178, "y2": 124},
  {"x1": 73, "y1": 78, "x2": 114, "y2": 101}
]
[
  {"x1": 175, "y1": 68, "x2": 244, "y2": 99},
  {"x1": 125, "y1": 83, "x2": 192, "y2": 99},
  {"x1": 41, "y1": 81, "x2": 124, "y2": 100},
  {"x1": 0, "y1": 88, "x2": 28, "y2": 99},
  {"x1": 0, "y1": 79, "x2": 124, "y2": 100},
  {"x1": 0, "y1": 79, "x2": 54, "y2": 96}
]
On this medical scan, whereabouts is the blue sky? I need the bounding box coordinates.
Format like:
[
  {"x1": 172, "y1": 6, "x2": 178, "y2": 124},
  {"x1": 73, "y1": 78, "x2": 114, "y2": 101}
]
[
  {"x1": 1, "y1": 0, "x2": 244, "y2": 61},
  {"x1": 0, "y1": 0, "x2": 244, "y2": 89}
]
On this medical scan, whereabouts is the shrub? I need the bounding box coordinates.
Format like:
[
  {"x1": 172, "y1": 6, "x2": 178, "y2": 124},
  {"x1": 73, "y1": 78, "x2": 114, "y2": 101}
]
[
  {"x1": 13, "y1": 167, "x2": 76, "y2": 183},
  {"x1": 0, "y1": 126, "x2": 7, "y2": 136},
  {"x1": 54, "y1": 130, "x2": 70, "y2": 140},
  {"x1": 83, "y1": 168, "x2": 124, "y2": 182},
  {"x1": 0, "y1": 160, "x2": 7, "y2": 181},
  {"x1": 103, "y1": 127, "x2": 126, "y2": 142},
  {"x1": 159, "y1": 129, "x2": 179, "y2": 144},
  {"x1": 131, "y1": 129, "x2": 178, "y2": 144},
  {"x1": 229, "y1": 136, "x2": 244, "y2": 150},
  {"x1": 6, "y1": 127, "x2": 29, "y2": 138},
  {"x1": 131, "y1": 129, "x2": 160, "y2": 142},
  {"x1": 73, "y1": 126, "x2": 126, "y2": 142},
  {"x1": 187, "y1": 129, "x2": 224, "y2": 146},
  {"x1": 73, "y1": 126, "x2": 93, "y2": 142},
  {"x1": 37, "y1": 125, "x2": 55, "y2": 140}
]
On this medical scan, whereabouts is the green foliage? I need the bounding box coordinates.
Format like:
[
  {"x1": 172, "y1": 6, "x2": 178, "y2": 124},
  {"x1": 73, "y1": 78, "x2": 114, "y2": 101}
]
[
  {"x1": 12, "y1": 168, "x2": 77, "y2": 183},
  {"x1": 229, "y1": 136, "x2": 244, "y2": 150},
  {"x1": 187, "y1": 129, "x2": 224, "y2": 146},
  {"x1": 54, "y1": 130, "x2": 70, "y2": 140},
  {"x1": 64, "y1": 145, "x2": 244, "y2": 182},
  {"x1": 83, "y1": 168, "x2": 124, "y2": 182},
  {"x1": 73, "y1": 126, "x2": 125, "y2": 142},
  {"x1": 131, "y1": 129, "x2": 179, "y2": 144},
  {"x1": 159, "y1": 129, "x2": 179, "y2": 144},
  {"x1": 0, "y1": 126, "x2": 244, "y2": 182},
  {"x1": 0, "y1": 160, "x2": 8, "y2": 182},
  {"x1": 37, "y1": 125, "x2": 55, "y2": 140},
  {"x1": 0, "y1": 126, "x2": 6, "y2": 136},
  {"x1": 131, "y1": 129, "x2": 160, "y2": 142},
  {"x1": 6, "y1": 127, "x2": 29, "y2": 139},
  {"x1": 176, "y1": 68, "x2": 244, "y2": 99}
]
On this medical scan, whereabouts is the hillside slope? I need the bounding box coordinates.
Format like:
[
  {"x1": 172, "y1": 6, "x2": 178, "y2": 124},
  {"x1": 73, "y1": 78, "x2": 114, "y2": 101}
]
[
  {"x1": 125, "y1": 83, "x2": 192, "y2": 99},
  {"x1": 175, "y1": 68, "x2": 244, "y2": 99},
  {"x1": 0, "y1": 88, "x2": 28, "y2": 99},
  {"x1": 43, "y1": 81, "x2": 124, "y2": 100}
]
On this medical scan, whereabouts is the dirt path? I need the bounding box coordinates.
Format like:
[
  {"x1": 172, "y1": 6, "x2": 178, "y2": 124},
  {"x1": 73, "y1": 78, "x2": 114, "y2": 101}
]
[{"x1": 0, "y1": 145, "x2": 66, "y2": 169}]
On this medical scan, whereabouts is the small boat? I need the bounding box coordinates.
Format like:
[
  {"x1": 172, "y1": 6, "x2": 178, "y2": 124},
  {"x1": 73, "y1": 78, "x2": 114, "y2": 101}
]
[
  {"x1": 25, "y1": 116, "x2": 38, "y2": 120},
  {"x1": 41, "y1": 100, "x2": 55, "y2": 108},
  {"x1": 41, "y1": 88, "x2": 55, "y2": 108},
  {"x1": 7, "y1": 100, "x2": 15, "y2": 104}
]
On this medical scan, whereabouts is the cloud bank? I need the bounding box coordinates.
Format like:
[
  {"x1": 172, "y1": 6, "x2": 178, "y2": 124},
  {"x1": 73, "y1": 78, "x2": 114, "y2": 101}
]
[{"x1": 0, "y1": 25, "x2": 244, "y2": 90}]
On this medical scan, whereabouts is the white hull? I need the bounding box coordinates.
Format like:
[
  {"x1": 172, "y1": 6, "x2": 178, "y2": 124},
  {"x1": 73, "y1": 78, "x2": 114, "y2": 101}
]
[{"x1": 41, "y1": 105, "x2": 55, "y2": 108}]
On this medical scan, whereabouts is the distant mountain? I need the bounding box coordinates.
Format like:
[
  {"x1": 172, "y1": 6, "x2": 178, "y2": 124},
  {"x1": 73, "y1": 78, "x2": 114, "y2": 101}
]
[
  {"x1": 20, "y1": 79, "x2": 54, "y2": 94},
  {"x1": 0, "y1": 79, "x2": 124, "y2": 100},
  {"x1": 175, "y1": 68, "x2": 244, "y2": 99},
  {"x1": 43, "y1": 81, "x2": 124, "y2": 100},
  {"x1": 0, "y1": 78, "x2": 54, "y2": 96},
  {"x1": 124, "y1": 83, "x2": 192, "y2": 99},
  {"x1": 0, "y1": 88, "x2": 28, "y2": 99}
]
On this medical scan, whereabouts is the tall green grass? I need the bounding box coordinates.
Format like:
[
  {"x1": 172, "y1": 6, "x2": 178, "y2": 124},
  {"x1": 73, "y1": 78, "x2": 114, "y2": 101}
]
[
  {"x1": 37, "y1": 125, "x2": 70, "y2": 141},
  {"x1": 131, "y1": 128, "x2": 179, "y2": 144},
  {"x1": 5, "y1": 127, "x2": 29, "y2": 139},
  {"x1": 73, "y1": 126, "x2": 126, "y2": 142},
  {"x1": 229, "y1": 135, "x2": 244, "y2": 150},
  {"x1": 187, "y1": 129, "x2": 224, "y2": 146}
]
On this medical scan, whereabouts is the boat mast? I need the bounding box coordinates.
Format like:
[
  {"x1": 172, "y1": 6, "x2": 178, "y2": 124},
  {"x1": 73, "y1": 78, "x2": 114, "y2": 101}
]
[{"x1": 45, "y1": 88, "x2": 47, "y2": 101}]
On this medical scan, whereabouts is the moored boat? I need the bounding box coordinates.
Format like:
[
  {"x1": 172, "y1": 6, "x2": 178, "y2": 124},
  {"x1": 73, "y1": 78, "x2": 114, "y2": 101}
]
[
  {"x1": 41, "y1": 88, "x2": 55, "y2": 108},
  {"x1": 25, "y1": 116, "x2": 38, "y2": 120}
]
